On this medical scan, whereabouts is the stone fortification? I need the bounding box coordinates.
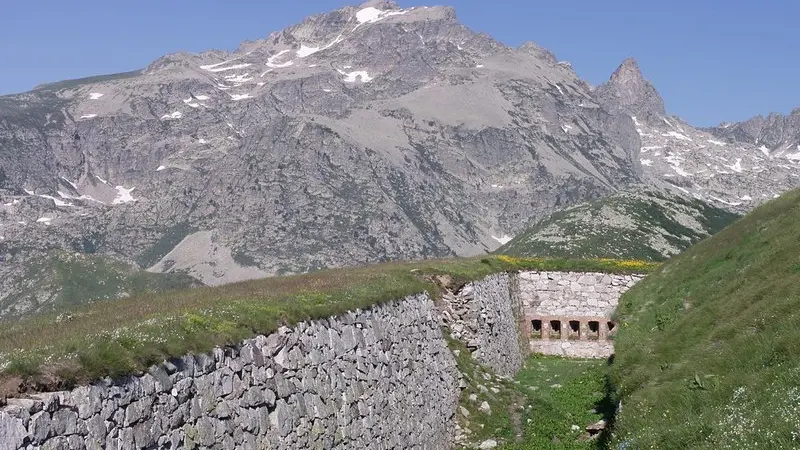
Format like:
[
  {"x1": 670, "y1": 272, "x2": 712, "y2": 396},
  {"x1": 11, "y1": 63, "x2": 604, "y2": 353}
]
[
  {"x1": 518, "y1": 271, "x2": 643, "y2": 358},
  {"x1": 0, "y1": 294, "x2": 460, "y2": 450}
]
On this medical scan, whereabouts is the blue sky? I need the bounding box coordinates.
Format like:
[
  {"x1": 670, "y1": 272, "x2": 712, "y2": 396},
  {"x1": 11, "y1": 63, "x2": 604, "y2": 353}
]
[{"x1": 1, "y1": 0, "x2": 797, "y2": 126}]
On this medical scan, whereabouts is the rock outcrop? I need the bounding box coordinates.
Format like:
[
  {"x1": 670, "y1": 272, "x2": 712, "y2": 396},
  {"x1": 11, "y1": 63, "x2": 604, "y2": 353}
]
[{"x1": 706, "y1": 107, "x2": 800, "y2": 159}]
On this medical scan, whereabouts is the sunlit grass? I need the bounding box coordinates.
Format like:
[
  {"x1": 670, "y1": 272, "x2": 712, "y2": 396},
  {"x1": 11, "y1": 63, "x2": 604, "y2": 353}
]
[{"x1": 611, "y1": 188, "x2": 800, "y2": 448}]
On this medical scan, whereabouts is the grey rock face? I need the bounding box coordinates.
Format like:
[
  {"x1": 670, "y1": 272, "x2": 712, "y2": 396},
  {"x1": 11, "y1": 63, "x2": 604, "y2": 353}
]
[
  {"x1": 706, "y1": 108, "x2": 800, "y2": 159},
  {"x1": 595, "y1": 58, "x2": 665, "y2": 122},
  {"x1": 632, "y1": 112, "x2": 800, "y2": 211},
  {"x1": 594, "y1": 59, "x2": 800, "y2": 213},
  {"x1": 0, "y1": 2, "x2": 644, "y2": 313},
  {"x1": 0, "y1": 411, "x2": 26, "y2": 450}
]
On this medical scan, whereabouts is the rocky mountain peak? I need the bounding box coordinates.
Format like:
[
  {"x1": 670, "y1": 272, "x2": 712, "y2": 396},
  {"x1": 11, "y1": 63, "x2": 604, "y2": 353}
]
[
  {"x1": 596, "y1": 57, "x2": 665, "y2": 121},
  {"x1": 609, "y1": 57, "x2": 644, "y2": 83},
  {"x1": 359, "y1": 0, "x2": 400, "y2": 9},
  {"x1": 518, "y1": 41, "x2": 558, "y2": 64},
  {"x1": 707, "y1": 106, "x2": 800, "y2": 152}
]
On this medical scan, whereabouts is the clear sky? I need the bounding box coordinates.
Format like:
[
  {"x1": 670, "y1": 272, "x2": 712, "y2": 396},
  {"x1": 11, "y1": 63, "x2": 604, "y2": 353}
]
[{"x1": 1, "y1": 0, "x2": 797, "y2": 126}]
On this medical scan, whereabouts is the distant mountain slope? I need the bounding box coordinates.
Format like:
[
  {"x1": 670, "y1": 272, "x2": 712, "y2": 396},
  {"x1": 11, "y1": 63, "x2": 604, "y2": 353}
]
[
  {"x1": 595, "y1": 59, "x2": 800, "y2": 211},
  {"x1": 0, "y1": 252, "x2": 200, "y2": 319},
  {"x1": 496, "y1": 188, "x2": 739, "y2": 261},
  {"x1": 706, "y1": 107, "x2": 800, "y2": 156},
  {"x1": 0, "y1": 1, "x2": 798, "y2": 313},
  {"x1": 611, "y1": 187, "x2": 800, "y2": 448},
  {"x1": 0, "y1": 1, "x2": 644, "y2": 306}
]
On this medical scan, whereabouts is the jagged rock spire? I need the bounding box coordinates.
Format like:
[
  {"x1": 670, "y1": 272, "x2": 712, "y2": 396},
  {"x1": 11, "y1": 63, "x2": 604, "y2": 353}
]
[{"x1": 595, "y1": 57, "x2": 665, "y2": 120}]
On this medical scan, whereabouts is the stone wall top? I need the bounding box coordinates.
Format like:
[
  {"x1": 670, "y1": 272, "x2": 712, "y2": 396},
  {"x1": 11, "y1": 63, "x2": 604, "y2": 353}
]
[{"x1": 518, "y1": 271, "x2": 643, "y2": 318}]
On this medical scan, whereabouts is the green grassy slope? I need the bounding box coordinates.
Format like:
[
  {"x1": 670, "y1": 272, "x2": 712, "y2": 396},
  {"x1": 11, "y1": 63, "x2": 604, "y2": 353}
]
[
  {"x1": 610, "y1": 188, "x2": 800, "y2": 448},
  {"x1": 0, "y1": 252, "x2": 200, "y2": 319},
  {"x1": 497, "y1": 189, "x2": 739, "y2": 261}
]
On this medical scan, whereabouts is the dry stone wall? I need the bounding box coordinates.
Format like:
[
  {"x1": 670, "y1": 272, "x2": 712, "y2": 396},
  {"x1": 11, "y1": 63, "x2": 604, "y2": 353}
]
[
  {"x1": 518, "y1": 271, "x2": 642, "y2": 318},
  {"x1": 0, "y1": 294, "x2": 460, "y2": 450},
  {"x1": 518, "y1": 271, "x2": 643, "y2": 358},
  {"x1": 438, "y1": 273, "x2": 526, "y2": 377}
]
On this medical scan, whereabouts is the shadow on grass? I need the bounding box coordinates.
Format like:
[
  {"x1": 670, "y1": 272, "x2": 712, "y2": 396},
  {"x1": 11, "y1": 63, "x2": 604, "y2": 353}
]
[{"x1": 594, "y1": 354, "x2": 617, "y2": 450}]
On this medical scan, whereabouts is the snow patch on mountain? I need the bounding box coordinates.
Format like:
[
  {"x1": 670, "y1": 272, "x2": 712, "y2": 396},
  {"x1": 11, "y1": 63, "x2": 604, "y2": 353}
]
[
  {"x1": 266, "y1": 50, "x2": 293, "y2": 68},
  {"x1": 355, "y1": 7, "x2": 409, "y2": 27},
  {"x1": 708, "y1": 196, "x2": 742, "y2": 207},
  {"x1": 267, "y1": 60, "x2": 294, "y2": 69},
  {"x1": 60, "y1": 177, "x2": 79, "y2": 190},
  {"x1": 161, "y1": 111, "x2": 183, "y2": 120},
  {"x1": 340, "y1": 70, "x2": 373, "y2": 83},
  {"x1": 491, "y1": 234, "x2": 513, "y2": 245},
  {"x1": 725, "y1": 158, "x2": 744, "y2": 173},
  {"x1": 297, "y1": 34, "x2": 345, "y2": 59},
  {"x1": 113, "y1": 186, "x2": 137, "y2": 204},
  {"x1": 57, "y1": 191, "x2": 103, "y2": 205},
  {"x1": 662, "y1": 131, "x2": 692, "y2": 142},
  {"x1": 38, "y1": 195, "x2": 73, "y2": 207},
  {"x1": 224, "y1": 73, "x2": 253, "y2": 84},
  {"x1": 297, "y1": 45, "x2": 320, "y2": 58},
  {"x1": 201, "y1": 61, "x2": 252, "y2": 73},
  {"x1": 785, "y1": 145, "x2": 800, "y2": 160}
]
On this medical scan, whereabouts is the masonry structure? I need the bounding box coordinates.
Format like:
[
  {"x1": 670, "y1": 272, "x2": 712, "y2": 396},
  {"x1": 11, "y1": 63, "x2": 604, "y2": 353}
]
[{"x1": 517, "y1": 271, "x2": 643, "y2": 358}]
